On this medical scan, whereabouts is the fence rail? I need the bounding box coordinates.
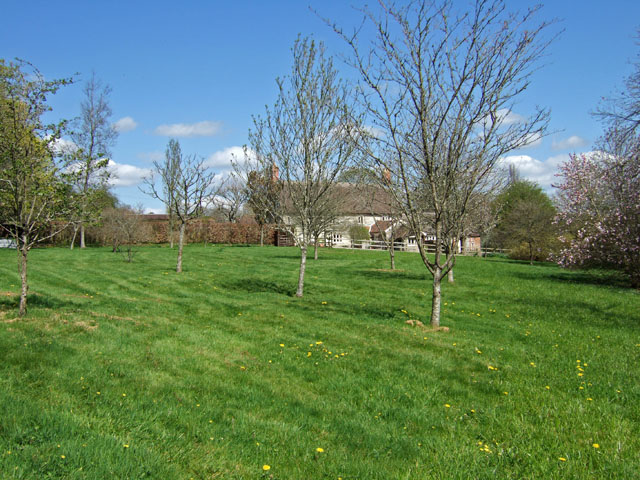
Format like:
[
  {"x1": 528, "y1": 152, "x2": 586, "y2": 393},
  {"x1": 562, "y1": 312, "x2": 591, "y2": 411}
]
[{"x1": 332, "y1": 239, "x2": 509, "y2": 256}]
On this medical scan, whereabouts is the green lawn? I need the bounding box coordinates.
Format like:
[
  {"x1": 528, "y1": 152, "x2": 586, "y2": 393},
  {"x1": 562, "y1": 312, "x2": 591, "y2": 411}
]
[{"x1": 0, "y1": 245, "x2": 638, "y2": 479}]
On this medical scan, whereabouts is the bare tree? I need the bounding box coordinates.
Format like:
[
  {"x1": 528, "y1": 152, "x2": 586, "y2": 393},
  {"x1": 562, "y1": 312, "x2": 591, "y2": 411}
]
[
  {"x1": 100, "y1": 204, "x2": 151, "y2": 262},
  {"x1": 329, "y1": 0, "x2": 555, "y2": 326},
  {"x1": 242, "y1": 36, "x2": 361, "y2": 296},
  {"x1": 214, "y1": 175, "x2": 248, "y2": 223},
  {"x1": 68, "y1": 72, "x2": 118, "y2": 249},
  {"x1": 0, "y1": 59, "x2": 74, "y2": 316},
  {"x1": 143, "y1": 140, "x2": 222, "y2": 272}
]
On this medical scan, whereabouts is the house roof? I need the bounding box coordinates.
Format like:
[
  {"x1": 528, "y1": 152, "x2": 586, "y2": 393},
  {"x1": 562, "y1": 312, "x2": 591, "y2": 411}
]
[
  {"x1": 279, "y1": 182, "x2": 394, "y2": 216},
  {"x1": 141, "y1": 214, "x2": 169, "y2": 221},
  {"x1": 369, "y1": 220, "x2": 392, "y2": 234}
]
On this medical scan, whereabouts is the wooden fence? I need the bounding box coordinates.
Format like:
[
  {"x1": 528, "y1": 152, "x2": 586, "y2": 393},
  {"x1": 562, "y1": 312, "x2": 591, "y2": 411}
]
[{"x1": 333, "y1": 239, "x2": 508, "y2": 256}]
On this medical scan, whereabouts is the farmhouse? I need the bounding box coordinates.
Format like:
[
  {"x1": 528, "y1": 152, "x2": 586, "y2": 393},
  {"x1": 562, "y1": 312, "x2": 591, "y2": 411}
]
[{"x1": 279, "y1": 182, "x2": 481, "y2": 254}]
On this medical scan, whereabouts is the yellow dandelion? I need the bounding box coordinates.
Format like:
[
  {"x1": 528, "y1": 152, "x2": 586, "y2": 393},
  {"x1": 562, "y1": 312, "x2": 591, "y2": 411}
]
[
  {"x1": 321, "y1": 301, "x2": 327, "y2": 305},
  {"x1": 96, "y1": 391, "x2": 100, "y2": 395},
  {"x1": 545, "y1": 386, "x2": 550, "y2": 390},
  {"x1": 592, "y1": 443, "x2": 600, "y2": 449},
  {"x1": 122, "y1": 393, "x2": 126, "y2": 397},
  {"x1": 123, "y1": 444, "x2": 129, "y2": 448},
  {"x1": 307, "y1": 352, "x2": 312, "y2": 357},
  {"x1": 445, "y1": 404, "x2": 451, "y2": 408},
  {"x1": 559, "y1": 457, "x2": 567, "y2": 461},
  {"x1": 316, "y1": 447, "x2": 324, "y2": 453},
  {"x1": 61, "y1": 455, "x2": 66, "y2": 459},
  {"x1": 262, "y1": 465, "x2": 271, "y2": 471},
  {"x1": 503, "y1": 392, "x2": 508, "y2": 395},
  {"x1": 279, "y1": 343, "x2": 285, "y2": 347}
]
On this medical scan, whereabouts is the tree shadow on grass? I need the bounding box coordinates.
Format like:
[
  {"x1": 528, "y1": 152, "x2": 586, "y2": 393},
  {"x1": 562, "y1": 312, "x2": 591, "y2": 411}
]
[
  {"x1": 513, "y1": 269, "x2": 632, "y2": 290},
  {"x1": 0, "y1": 293, "x2": 72, "y2": 313},
  {"x1": 351, "y1": 268, "x2": 428, "y2": 282},
  {"x1": 224, "y1": 278, "x2": 295, "y2": 297}
]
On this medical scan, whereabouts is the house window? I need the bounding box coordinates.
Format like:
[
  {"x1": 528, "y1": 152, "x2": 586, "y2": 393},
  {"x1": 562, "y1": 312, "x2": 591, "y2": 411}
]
[
  {"x1": 358, "y1": 216, "x2": 364, "y2": 224},
  {"x1": 408, "y1": 236, "x2": 416, "y2": 245},
  {"x1": 332, "y1": 233, "x2": 343, "y2": 244}
]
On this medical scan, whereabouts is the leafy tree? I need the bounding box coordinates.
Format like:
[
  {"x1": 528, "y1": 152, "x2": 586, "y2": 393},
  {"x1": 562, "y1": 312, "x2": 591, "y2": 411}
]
[
  {"x1": 348, "y1": 224, "x2": 370, "y2": 242},
  {"x1": 68, "y1": 72, "x2": 118, "y2": 248},
  {"x1": 163, "y1": 139, "x2": 181, "y2": 248},
  {"x1": 243, "y1": 36, "x2": 360, "y2": 297},
  {"x1": 245, "y1": 166, "x2": 281, "y2": 247},
  {"x1": 493, "y1": 180, "x2": 557, "y2": 264},
  {"x1": 329, "y1": 0, "x2": 555, "y2": 326},
  {"x1": 0, "y1": 59, "x2": 74, "y2": 316}
]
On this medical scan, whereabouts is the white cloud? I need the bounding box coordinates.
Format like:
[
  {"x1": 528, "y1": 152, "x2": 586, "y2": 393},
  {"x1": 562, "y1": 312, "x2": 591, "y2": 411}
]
[
  {"x1": 52, "y1": 137, "x2": 77, "y2": 154},
  {"x1": 552, "y1": 135, "x2": 588, "y2": 151},
  {"x1": 143, "y1": 207, "x2": 165, "y2": 214},
  {"x1": 496, "y1": 108, "x2": 525, "y2": 126},
  {"x1": 154, "y1": 121, "x2": 222, "y2": 138},
  {"x1": 204, "y1": 146, "x2": 249, "y2": 170},
  {"x1": 521, "y1": 132, "x2": 542, "y2": 148},
  {"x1": 107, "y1": 160, "x2": 152, "y2": 187},
  {"x1": 113, "y1": 116, "x2": 138, "y2": 133},
  {"x1": 499, "y1": 153, "x2": 571, "y2": 191}
]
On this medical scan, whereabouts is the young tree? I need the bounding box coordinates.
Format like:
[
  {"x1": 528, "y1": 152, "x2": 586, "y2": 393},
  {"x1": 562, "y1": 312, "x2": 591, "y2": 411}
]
[
  {"x1": 0, "y1": 59, "x2": 74, "y2": 316},
  {"x1": 143, "y1": 140, "x2": 222, "y2": 272},
  {"x1": 100, "y1": 204, "x2": 151, "y2": 262},
  {"x1": 68, "y1": 72, "x2": 118, "y2": 248},
  {"x1": 163, "y1": 139, "x2": 181, "y2": 248},
  {"x1": 329, "y1": 0, "x2": 554, "y2": 326},
  {"x1": 243, "y1": 37, "x2": 360, "y2": 296}
]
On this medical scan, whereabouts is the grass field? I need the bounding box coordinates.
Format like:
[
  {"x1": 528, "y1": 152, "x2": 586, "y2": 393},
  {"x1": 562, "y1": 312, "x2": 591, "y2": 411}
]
[{"x1": 0, "y1": 244, "x2": 638, "y2": 479}]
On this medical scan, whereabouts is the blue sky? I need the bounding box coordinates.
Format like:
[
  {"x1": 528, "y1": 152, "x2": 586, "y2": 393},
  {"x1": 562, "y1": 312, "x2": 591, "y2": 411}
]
[{"x1": 2, "y1": 1, "x2": 639, "y2": 211}]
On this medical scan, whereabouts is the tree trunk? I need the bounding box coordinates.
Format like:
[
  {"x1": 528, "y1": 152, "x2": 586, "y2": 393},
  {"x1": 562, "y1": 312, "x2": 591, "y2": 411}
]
[
  {"x1": 18, "y1": 238, "x2": 29, "y2": 317},
  {"x1": 176, "y1": 222, "x2": 185, "y2": 273},
  {"x1": 169, "y1": 214, "x2": 175, "y2": 248},
  {"x1": 389, "y1": 242, "x2": 395, "y2": 270},
  {"x1": 70, "y1": 224, "x2": 78, "y2": 250},
  {"x1": 529, "y1": 242, "x2": 534, "y2": 265},
  {"x1": 389, "y1": 223, "x2": 395, "y2": 270},
  {"x1": 296, "y1": 245, "x2": 308, "y2": 297},
  {"x1": 260, "y1": 225, "x2": 264, "y2": 247},
  {"x1": 448, "y1": 268, "x2": 454, "y2": 283},
  {"x1": 80, "y1": 223, "x2": 86, "y2": 248},
  {"x1": 430, "y1": 268, "x2": 442, "y2": 328},
  {"x1": 314, "y1": 238, "x2": 319, "y2": 260}
]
